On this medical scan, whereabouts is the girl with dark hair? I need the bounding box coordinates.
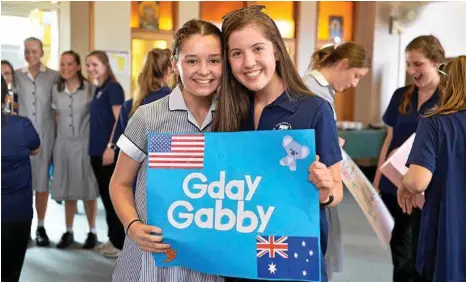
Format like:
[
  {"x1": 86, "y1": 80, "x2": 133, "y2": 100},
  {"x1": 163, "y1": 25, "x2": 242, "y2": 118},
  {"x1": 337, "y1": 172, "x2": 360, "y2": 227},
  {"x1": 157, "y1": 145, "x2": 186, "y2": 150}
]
[
  {"x1": 213, "y1": 6, "x2": 343, "y2": 282},
  {"x1": 1, "y1": 60, "x2": 19, "y2": 115},
  {"x1": 51, "y1": 50, "x2": 99, "y2": 249},
  {"x1": 373, "y1": 35, "x2": 446, "y2": 282},
  {"x1": 86, "y1": 50, "x2": 126, "y2": 257},
  {"x1": 2, "y1": 74, "x2": 41, "y2": 282},
  {"x1": 109, "y1": 19, "x2": 224, "y2": 282}
]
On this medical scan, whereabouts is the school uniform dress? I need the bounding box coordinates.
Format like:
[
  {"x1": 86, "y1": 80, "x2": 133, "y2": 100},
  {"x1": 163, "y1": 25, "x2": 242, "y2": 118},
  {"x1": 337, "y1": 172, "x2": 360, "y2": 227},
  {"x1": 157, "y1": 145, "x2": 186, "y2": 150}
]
[
  {"x1": 112, "y1": 86, "x2": 171, "y2": 145},
  {"x1": 15, "y1": 64, "x2": 59, "y2": 192},
  {"x1": 1, "y1": 114, "x2": 40, "y2": 282},
  {"x1": 89, "y1": 78, "x2": 125, "y2": 250},
  {"x1": 302, "y1": 69, "x2": 343, "y2": 279},
  {"x1": 114, "y1": 85, "x2": 223, "y2": 282},
  {"x1": 50, "y1": 81, "x2": 99, "y2": 201},
  {"x1": 229, "y1": 90, "x2": 342, "y2": 282},
  {"x1": 406, "y1": 110, "x2": 466, "y2": 282},
  {"x1": 380, "y1": 86, "x2": 439, "y2": 282}
]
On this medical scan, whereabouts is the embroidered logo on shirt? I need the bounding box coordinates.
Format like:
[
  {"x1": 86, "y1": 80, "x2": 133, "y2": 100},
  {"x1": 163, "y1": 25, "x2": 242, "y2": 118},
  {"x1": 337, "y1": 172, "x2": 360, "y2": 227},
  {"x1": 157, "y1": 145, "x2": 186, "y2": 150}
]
[
  {"x1": 96, "y1": 91, "x2": 103, "y2": 99},
  {"x1": 273, "y1": 122, "x2": 292, "y2": 130}
]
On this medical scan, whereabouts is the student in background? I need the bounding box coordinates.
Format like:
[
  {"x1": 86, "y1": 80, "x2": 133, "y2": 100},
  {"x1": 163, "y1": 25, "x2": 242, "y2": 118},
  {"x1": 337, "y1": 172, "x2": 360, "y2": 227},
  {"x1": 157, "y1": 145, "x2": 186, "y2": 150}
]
[
  {"x1": 86, "y1": 50, "x2": 125, "y2": 258},
  {"x1": 109, "y1": 19, "x2": 224, "y2": 282},
  {"x1": 399, "y1": 55, "x2": 466, "y2": 282},
  {"x1": 302, "y1": 42, "x2": 370, "y2": 280},
  {"x1": 51, "y1": 51, "x2": 99, "y2": 249},
  {"x1": 213, "y1": 6, "x2": 343, "y2": 282},
  {"x1": 112, "y1": 48, "x2": 172, "y2": 146},
  {"x1": 1, "y1": 60, "x2": 18, "y2": 115},
  {"x1": 373, "y1": 35, "x2": 445, "y2": 282},
  {"x1": 1, "y1": 75, "x2": 41, "y2": 282},
  {"x1": 15, "y1": 37, "x2": 59, "y2": 247}
]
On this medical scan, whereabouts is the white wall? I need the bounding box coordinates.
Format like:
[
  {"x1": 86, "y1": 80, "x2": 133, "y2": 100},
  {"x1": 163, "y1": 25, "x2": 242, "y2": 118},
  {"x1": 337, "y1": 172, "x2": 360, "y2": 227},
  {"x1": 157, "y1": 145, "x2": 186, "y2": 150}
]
[
  {"x1": 296, "y1": 2, "x2": 318, "y2": 75},
  {"x1": 93, "y1": 1, "x2": 131, "y2": 97},
  {"x1": 355, "y1": 1, "x2": 466, "y2": 124},
  {"x1": 178, "y1": 1, "x2": 200, "y2": 28}
]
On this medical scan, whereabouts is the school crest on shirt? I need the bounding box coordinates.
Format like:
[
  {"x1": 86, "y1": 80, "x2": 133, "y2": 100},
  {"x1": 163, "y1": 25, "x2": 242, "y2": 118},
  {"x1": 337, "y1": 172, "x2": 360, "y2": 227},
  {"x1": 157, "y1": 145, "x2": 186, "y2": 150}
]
[{"x1": 274, "y1": 122, "x2": 292, "y2": 130}]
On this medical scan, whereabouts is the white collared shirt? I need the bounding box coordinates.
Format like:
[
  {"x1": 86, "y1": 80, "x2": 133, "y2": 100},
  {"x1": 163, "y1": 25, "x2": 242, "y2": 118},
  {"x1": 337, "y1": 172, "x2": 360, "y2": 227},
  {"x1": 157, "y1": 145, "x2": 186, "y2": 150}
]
[{"x1": 302, "y1": 69, "x2": 337, "y2": 120}]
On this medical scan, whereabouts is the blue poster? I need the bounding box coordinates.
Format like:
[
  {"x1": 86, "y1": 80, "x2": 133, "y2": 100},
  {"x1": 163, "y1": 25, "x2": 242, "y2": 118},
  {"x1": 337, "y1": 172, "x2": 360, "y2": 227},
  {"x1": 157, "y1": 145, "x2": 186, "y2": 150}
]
[{"x1": 146, "y1": 130, "x2": 321, "y2": 281}]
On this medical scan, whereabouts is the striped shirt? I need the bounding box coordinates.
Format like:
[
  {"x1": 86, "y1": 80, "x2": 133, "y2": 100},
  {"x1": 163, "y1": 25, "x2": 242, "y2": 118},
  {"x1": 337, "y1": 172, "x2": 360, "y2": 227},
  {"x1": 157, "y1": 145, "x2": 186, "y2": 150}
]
[{"x1": 114, "y1": 85, "x2": 223, "y2": 282}]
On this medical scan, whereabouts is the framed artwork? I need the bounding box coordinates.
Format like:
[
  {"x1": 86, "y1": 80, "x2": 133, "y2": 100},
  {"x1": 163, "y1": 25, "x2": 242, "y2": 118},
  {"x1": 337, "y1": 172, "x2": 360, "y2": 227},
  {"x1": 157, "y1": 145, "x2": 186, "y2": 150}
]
[
  {"x1": 139, "y1": 1, "x2": 160, "y2": 30},
  {"x1": 329, "y1": 15, "x2": 343, "y2": 40}
]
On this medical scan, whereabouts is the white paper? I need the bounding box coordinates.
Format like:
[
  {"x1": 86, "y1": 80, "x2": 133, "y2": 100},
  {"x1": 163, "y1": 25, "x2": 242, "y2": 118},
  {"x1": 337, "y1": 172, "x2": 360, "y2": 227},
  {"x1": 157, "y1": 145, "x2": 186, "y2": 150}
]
[{"x1": 340, "y1": 149, "x2": 395, "y2": 247}]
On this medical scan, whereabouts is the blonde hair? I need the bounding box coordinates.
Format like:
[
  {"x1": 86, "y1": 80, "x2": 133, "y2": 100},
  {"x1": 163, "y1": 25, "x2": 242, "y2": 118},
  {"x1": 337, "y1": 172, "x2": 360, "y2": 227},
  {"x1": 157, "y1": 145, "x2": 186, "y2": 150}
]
[
  {"x1": 425, "y1": 56, "x2": 466, "y2": 117},
  {"x1": 310, "y1": 42, "x2": 370, "y2": 70},
  {"x1": 130, "y1": 48, "x2": 172, "y2": 117}
]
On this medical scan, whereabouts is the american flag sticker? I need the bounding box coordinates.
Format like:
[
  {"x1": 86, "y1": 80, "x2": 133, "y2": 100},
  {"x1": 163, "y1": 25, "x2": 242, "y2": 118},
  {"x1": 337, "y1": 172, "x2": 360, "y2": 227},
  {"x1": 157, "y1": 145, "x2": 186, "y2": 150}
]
[{"x1": 148, "y1": 134, "x2": 205, "y2": 169}]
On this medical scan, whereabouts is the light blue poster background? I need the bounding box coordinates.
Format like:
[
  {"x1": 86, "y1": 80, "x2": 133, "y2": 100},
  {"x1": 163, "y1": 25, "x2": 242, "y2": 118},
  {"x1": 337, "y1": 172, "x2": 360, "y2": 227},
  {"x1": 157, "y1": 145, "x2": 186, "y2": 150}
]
[{"x1": 147, "y1": 130, "x2": 320, "y2": 280}]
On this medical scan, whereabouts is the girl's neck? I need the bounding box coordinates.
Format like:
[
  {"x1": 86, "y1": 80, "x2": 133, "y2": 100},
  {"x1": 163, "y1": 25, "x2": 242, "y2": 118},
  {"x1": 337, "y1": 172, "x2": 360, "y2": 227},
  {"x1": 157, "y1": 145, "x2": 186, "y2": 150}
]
[
  {"x1": 65, "y1": 77, "x2": 80, "y2": 92},
  {"x1": 318, "y1": 67, "x2": 335, "y2": 86},
  {"x1": 181, "y1": 88, "x2": 213, "y2": 125},
  {"x1": 97, "y1": 75, "x2": 107, "y2": 86},
  {"x1": 418, "y1": 76, "x2": 439, "y2": 97},
  {"x1": 28, "y1": 63, "x2": 42, "y2": 77},
  {"x1": 254, "y1": 73, "x2": 286, "y2": 106}
]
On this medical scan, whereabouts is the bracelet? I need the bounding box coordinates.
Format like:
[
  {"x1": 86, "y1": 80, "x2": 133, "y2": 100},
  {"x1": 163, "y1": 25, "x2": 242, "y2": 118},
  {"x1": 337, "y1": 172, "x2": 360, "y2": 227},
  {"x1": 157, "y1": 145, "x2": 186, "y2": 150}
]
[
  {"x1": 321, "y1": 193, "x2": 335, "y2": 207},
  {"x1": 126, "y1": 219, "x2": 142, "y2": 235}
]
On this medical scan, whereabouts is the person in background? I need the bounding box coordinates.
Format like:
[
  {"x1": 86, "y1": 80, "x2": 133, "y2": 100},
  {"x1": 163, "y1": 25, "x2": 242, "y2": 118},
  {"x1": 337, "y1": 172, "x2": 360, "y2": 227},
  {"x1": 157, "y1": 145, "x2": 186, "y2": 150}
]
[
  {"x1": 302, "y1": 42, "x2": 370, "y2": 280},
  {"x1": 15, "y1": 37, "x2": 59, "y2": 247},
  {"x1": 373, "y1": 35, "x2": 445, "y2": 282},
  {"x1": 112, "y1": 48, "x2": 172, "y2": 146},
  {"x1": 51, "y1": 51, "x2": 99, "y2": 249},
  {"x1": 399, "y1": 55, "x2": 466, "y2": 282},
  {"x1": 1, "y1": 60, "x2": 18, "y2": 115},
  {"x1": 1, "y1": 74, "x2": 41, "y2": 282},
  {"x1": 86, "y1": 50, "x2": 125, "y2": 258}
]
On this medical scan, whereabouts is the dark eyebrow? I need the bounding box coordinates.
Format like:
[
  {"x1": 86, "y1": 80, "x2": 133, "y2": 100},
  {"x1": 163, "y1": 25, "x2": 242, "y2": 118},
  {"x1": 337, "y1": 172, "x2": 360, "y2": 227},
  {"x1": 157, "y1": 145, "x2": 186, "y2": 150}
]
[{"x1": 229, "y1": 42, "x2": 266, "y2": 54}]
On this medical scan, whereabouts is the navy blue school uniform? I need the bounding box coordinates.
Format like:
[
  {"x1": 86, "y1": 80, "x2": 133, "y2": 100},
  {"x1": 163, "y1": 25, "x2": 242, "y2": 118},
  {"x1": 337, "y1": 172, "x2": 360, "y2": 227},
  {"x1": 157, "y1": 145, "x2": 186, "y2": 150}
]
[
  {"x1": 112, "y1": 86, "x2": 171, "y2": 145},
  {"x1": 89, "y1": 78, "x2": 125, "y2": 157},
  {"x1": 406, "y1": 110, "x2": 466, "y2": 282},
  {"x1": 380, "y1": 86, "x2": 440, "y2": 196},
  {"x1": 380, "y1": 86, "x2": 440, "y2": 282},
  {"x1": 238, "y1": 90, "x2": 342, "y2": 282},
  {"x1": 1, "y1": 115, "x2": 40, "y2": 222}
]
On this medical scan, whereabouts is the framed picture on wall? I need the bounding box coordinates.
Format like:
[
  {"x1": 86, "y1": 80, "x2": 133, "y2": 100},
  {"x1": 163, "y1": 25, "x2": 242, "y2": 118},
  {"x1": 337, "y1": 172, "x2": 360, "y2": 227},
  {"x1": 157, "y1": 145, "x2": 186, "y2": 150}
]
[
  {"x1": 139, "y1": 1, "x2": 160, "y2": 30},
  {"x1": 329, "y1": 15, "x2": 343, "y2": 40}
]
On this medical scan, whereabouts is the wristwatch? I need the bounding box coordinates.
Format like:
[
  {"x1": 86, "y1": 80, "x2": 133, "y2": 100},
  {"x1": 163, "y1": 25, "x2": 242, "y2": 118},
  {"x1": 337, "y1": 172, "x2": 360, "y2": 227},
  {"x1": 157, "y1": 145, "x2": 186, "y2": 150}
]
[{"x1": 107, "y1": 143, "x2": 117, "y2": 150}]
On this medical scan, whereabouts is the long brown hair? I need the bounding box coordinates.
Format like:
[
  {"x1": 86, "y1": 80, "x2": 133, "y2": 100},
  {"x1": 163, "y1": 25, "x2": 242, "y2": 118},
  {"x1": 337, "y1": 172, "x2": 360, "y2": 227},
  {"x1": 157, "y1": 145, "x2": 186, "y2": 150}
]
[
  {"x1": 213, "y1": 6, "x2": 313, "y2": 132},
  {"x1": 425, "y1": 56, "x2": 466, "y2": 117},
  {"x1": 57, "y1": 50, "x2": 86, "y2": 92},
  {"x1": 400, "y1": 35, "x2": 446, "y2": 115},
  {"x1": 310, "y1": 42, "x2": 370, "y2": 70},
  {"x1": 86, "y1": 50, "x2": 117, "y2": 83},
  {"x1": 130, "y1": 48, "x2": 171, "y2": 117},
  {"x1": 171, "y1": 19, "x2": 223, "y2": 86}
]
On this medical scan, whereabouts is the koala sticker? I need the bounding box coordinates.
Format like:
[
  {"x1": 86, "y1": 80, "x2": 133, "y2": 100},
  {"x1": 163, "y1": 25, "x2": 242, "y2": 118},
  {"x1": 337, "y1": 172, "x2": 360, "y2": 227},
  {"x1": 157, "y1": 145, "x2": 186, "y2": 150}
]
[{"x1": 280, "y1": 135, "x2": 310, "y2": 171}]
